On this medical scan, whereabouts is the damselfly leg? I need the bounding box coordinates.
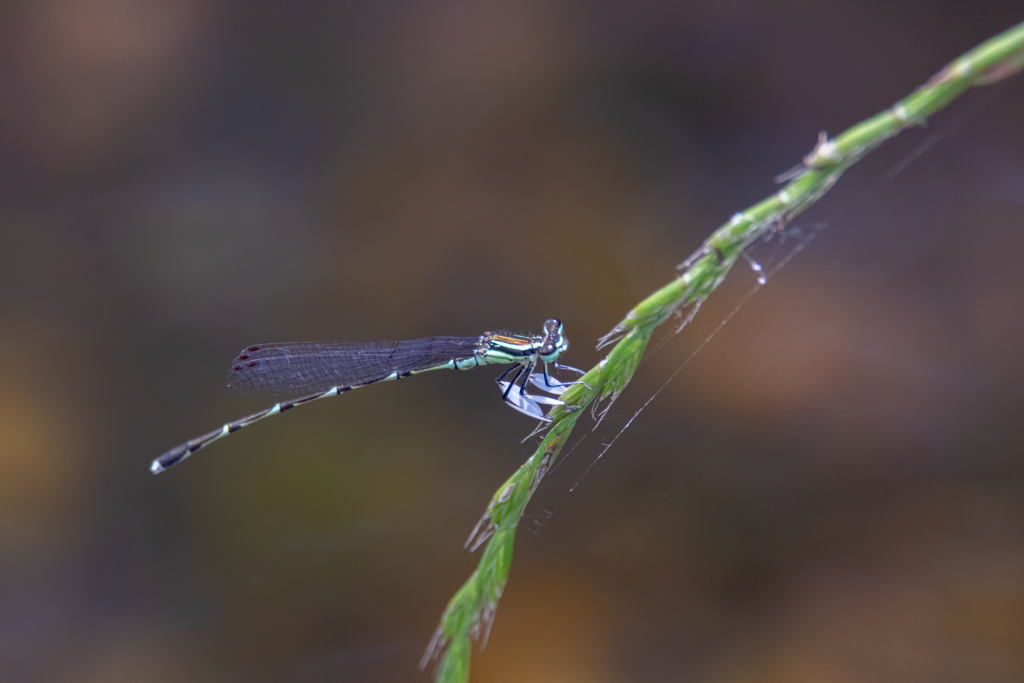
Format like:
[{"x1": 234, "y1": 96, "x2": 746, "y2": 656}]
[
  {"x1": 496, "y1": 364, "x2": 524, "y2": 402},
  {"x1": 528, "y1": 363, "x2": 593, "y2": 394},
  {"x1": 532, "y1": 363, "x2": 594, "y2": 393},
  {"x1": 495, "y1": 360, "x2": 582, "y2": 421},
  {"x1": 553, "y1": 362, "x2": 586, "y2": 375}
]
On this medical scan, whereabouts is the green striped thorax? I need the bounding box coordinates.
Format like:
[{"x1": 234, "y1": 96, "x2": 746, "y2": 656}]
[{"x1": 478, "y1": 318, "x2": 568, "y2": 365}]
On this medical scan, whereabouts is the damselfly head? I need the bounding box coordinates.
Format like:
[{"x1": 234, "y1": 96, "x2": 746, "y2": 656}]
[{"x1": 539, "y1": 318, "x2": 568, "y2": 362}]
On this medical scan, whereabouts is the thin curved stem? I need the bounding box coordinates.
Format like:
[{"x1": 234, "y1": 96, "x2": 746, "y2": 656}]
[{"x1": 424, "y1": 21, "x2": 1024, "y2": 683}]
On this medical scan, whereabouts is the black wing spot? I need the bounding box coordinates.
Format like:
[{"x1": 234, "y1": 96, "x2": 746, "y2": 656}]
[
  {"x1": 246, "y1": 361, "x2": 258, "y2": 368},
  {"x1": 237, "y1": 353, "x2": 249, "y2": 360},
  {"x1": 232, "y1": 364, "x2": 244, "y2": 371},
  {"x1": 247, "y1": 345, "x2": 260, "y2": 352}
]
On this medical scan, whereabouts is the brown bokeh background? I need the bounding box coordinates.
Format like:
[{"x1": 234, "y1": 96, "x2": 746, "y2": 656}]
[{"x1": 2, "y1": 2, "x2": 1023, "y2": 682}]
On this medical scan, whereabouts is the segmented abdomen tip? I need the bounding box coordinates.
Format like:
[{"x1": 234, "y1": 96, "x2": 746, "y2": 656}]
[{"x1": 150, "y1": 460, "x2": 165, "y2": 474}]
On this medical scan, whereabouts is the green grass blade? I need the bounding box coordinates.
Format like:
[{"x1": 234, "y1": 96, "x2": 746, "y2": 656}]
[{"x1": 426, "y1": 21, "x2": 1024, "y2": 683}]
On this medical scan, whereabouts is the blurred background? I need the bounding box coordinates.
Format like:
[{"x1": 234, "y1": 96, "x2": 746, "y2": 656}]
[{"x1": 1, "y1": 2, "x2": 1023, "y2": 682}]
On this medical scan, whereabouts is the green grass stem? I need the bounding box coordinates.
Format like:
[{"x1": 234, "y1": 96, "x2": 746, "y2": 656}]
[{"x1": 423, "y1": 21, "x2": 1024, "y2": 683}]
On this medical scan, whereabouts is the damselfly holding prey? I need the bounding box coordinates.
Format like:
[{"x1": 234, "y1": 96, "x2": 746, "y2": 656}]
[{"x1": 151, "y1": 319, "x2": 582, "y2": 473}]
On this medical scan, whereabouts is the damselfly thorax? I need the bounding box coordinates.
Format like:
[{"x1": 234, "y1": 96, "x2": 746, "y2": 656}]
[{"x1": 151, "y1": 319, "x2": 582, "y2": 473}]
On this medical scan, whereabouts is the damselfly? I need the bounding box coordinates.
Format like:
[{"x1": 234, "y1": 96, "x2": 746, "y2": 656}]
[{"x1": 151, "y1": 319, "x2": 581, "y2": 473}]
